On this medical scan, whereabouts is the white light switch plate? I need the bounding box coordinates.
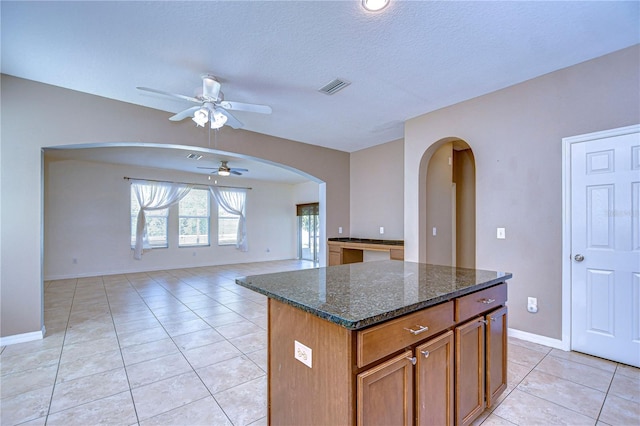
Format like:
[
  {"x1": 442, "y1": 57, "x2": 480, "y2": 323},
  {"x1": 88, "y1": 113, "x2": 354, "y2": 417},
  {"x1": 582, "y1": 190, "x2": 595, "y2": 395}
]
[
  {"x1": 294, "y1": 340, "x2": 312, "y2": 368},
  {"x1": 497, "y1": 228, "x2": 506, "y2": 239},
  {"x1": 379, "y1": 226, "x2": 384, "y2": 234}
]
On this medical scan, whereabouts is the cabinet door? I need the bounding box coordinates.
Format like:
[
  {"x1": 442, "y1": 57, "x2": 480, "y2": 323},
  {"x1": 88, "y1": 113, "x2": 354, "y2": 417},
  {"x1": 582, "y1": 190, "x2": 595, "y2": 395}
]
[
  {"x1": 328, "y1": 251, "x2": 342, "y2": 266},
  {"x1": 416, "y1": 330, "x2": 454, "y2": 426},
  {"x1": 357, "y1": 350, "x2": 414, "y2": 426},
  {"x1": 455, "y1": 318, "x2": 485, "y2": 426},
  {"x1": 486, "y1": 306, "x2": 508, "y2": 407}
]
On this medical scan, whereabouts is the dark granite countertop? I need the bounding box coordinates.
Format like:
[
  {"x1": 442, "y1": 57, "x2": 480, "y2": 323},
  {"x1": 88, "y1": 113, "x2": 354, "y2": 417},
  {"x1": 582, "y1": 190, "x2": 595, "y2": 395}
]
[
  {"x1": 328, "y1": 238, "x2": 404, "y2": 246},
  {"x1": 236, "y1": 260, "x2": 511, "y2": 330}
]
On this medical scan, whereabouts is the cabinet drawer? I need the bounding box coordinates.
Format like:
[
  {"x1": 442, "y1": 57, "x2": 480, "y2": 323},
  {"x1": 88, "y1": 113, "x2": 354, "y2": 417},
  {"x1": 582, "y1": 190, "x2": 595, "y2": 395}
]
[
  {"x1": 328, "y1": 244, "x2": 341, "y2": 253},
  {"x1": 455, "y1": 283, "x2": 506, "y2": 323},
  {"x1": 357, "y1": 301, "x2": 454, "y2": 368}
]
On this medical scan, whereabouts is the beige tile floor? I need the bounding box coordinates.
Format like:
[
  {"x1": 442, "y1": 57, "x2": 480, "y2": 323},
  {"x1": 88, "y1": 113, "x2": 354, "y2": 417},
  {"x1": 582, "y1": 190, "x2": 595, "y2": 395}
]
[{"x1": 1, "y1": 260, "x2": 638, "y2": 426}]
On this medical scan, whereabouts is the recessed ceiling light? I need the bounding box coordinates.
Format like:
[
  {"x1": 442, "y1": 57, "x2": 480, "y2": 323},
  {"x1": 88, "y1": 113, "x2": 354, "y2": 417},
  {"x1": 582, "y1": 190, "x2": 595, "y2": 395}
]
[{"x1": 362, "y1": 0, "x2": 389, "y2": 12}]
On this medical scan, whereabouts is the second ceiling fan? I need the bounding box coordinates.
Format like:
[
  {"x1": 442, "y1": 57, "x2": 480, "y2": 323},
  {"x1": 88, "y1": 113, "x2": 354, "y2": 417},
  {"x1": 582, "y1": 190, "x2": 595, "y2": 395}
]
[
  {"x1": 198, "y1": 160, "x2": 248, "y2": 176},
  {"x1": 137, "y1": 74, "x2": 272, "y2": 129}
]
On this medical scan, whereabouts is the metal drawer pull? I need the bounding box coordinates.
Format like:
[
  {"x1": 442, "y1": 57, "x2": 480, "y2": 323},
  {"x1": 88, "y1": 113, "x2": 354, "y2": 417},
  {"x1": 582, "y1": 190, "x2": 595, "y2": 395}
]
[
  {"x1": 479, "y1": 298, "x2": 496, "y2": 304},
  {"x1": 421, "y1": 350, "x2": 430, "y2": 359},
  {"x1": 404, "y1": 325, "x2": 429, "y2": 335},
  {"x1": 406, "y1": 356, "x2": 417, "y2": 365}
]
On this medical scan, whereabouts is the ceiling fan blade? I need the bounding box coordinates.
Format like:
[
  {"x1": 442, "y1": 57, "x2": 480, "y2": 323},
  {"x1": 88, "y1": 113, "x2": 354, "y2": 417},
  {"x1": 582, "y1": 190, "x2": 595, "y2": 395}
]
[
  {"x1": 231, "y1": 171, "x2": 243, "y2": 175},
  {"x1": 217, "y1": 109, "x2": 243, "y2": 129},
  {"x1": 136, "y1": 86, "x2": 201, "y2": 103},
  {"x1": 231, "y1": 168, "x2": 249, "y2": 172},
  {"x1": 219, "y1": 101, "x2": 272, "y2": 114},
  {"x1": 169, "y1": 106, "x2": 201, "y2": 121},
  {"x1": 196, "y1": 166, "x2": 218, "y2": 170}
]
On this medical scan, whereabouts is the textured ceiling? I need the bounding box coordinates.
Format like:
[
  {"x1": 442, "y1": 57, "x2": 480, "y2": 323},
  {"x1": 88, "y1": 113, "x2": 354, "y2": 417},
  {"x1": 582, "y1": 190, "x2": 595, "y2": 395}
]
[
  {"x1": 2, "y1": 1, "x2": 639, "y2": 155},
  {"x1": 1, "y1": 0, "x2": 640, "y2": 152}
]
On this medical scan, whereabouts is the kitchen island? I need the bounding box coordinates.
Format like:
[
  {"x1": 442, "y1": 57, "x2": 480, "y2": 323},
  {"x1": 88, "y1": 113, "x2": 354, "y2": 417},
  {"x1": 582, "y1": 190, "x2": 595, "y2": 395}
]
[{"x1": 236, "y1": 260, "x2": 512, "y2": 426}]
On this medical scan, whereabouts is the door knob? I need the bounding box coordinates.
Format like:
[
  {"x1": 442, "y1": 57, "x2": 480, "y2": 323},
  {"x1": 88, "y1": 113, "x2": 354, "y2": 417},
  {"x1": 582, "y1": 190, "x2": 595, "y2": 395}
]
[{"x1": 574, "y1": 254, "x2": 584, "y2": 262}]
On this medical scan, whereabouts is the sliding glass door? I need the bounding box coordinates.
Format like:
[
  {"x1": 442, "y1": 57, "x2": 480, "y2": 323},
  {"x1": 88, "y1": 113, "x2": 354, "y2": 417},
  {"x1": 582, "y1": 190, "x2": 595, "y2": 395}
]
[{"x1": 297, "y1": 203, "x2": 319, "y2": 264}]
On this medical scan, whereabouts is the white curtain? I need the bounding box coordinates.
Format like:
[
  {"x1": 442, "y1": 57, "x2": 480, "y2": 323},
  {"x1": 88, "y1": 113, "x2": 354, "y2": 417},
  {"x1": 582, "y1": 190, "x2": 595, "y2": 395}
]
[
  {"x1": 209, "y1": 187, "x2": 248, "y2": 252},
  {"x1": 132, "y1": 180, "x2": 193, "y2": 260}
]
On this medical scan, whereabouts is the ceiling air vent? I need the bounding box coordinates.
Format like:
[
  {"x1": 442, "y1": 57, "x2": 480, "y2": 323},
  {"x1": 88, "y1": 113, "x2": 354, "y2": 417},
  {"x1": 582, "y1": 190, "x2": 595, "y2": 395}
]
[
  {"x1": 186, "y1": 153, "x2": 203, "y2": 160},
  {"x1": 318, "y1": 78, "x2": 351, "y2": 95}
]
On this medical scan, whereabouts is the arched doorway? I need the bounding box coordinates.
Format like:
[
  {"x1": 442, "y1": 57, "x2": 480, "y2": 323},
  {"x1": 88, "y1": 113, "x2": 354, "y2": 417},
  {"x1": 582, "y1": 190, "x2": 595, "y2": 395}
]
[{"x1": 419, "y1": 139, "x2": 476, "y2": 268}]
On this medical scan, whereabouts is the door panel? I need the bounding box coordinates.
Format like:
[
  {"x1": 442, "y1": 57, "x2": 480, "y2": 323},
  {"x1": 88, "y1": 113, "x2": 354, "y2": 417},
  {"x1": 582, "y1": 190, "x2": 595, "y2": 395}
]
[
  {"x1": 416, "y1": 331, "x2": 454, "y2": 426},
  {"x1": 357, "y1": 350, "x2": 413, "y2": 426},
  {"x1": 571, "y1": 130, "x2": 640, "y2": 367}
]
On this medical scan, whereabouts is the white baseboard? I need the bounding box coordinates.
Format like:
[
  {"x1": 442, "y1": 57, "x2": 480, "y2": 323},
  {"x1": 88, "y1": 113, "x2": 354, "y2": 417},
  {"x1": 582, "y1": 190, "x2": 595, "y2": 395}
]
[
  {"x1": 508, "y1": 328, "x2": 569, "y2": 351},
  {"x1": 0, "y1": 326, "x2": 45, "y2": 347}
]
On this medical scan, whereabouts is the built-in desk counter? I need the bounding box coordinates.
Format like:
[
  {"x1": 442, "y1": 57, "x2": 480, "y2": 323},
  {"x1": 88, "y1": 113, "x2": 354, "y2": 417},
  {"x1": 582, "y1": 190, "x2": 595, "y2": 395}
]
[
  {"x1": 236, "y1": 261, "x2": 512, "y2": 425},
  {"x1": 328, "y1": 237, "x2": 404, "y2": 265}
]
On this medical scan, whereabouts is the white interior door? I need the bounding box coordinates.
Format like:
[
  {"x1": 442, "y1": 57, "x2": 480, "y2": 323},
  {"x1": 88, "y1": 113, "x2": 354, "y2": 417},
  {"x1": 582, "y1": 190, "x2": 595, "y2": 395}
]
[{"x1": 570, "y1": 128, "x2": 640, "y2": 367}]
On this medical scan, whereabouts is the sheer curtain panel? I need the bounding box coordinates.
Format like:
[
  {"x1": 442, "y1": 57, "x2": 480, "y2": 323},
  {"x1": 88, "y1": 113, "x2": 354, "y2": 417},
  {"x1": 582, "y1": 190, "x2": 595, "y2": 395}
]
[
  {"x1": 132, "y1": 180, "x2": 193, "y2": 259},
  {"x1": 209, "y1": 187, "x2": 248, "y2": 251}
]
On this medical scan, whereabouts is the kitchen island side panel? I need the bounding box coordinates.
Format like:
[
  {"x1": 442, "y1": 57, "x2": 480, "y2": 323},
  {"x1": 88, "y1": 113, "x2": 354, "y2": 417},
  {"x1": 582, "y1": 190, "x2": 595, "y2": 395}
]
[{"x1": 269, "y1": 299, "x2": 355, "y2": 425}]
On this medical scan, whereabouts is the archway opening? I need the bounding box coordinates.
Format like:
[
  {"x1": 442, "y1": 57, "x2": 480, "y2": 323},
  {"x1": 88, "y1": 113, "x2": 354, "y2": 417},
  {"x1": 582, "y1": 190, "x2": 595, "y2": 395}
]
[{"x1": 419, "y1": 139, "x2": 475, "y2": 268}]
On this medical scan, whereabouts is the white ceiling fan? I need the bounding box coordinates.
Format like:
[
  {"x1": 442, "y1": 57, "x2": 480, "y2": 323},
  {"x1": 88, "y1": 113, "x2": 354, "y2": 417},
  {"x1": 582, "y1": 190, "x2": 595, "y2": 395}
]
[
  {"x1": 198, "y1": 160, "x2": 248, "y2": 176},
  {"x1": 137, "y1": 74, "x2": 272, "y2": 129}
]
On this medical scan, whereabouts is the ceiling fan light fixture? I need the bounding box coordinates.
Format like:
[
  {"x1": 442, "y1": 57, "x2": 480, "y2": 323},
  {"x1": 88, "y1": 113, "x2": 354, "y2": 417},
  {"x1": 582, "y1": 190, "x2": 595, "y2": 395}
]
[
  {"x1": 210, "y1": 109, "x2": 228, "y2": 129},
  {"x1": 192, "y1": 108, "x2": 209, "y2": 127},
  {"x1": 362, "y1": 0, "x2": 389, "y2": 12},
  {"x1": 218, "y1": 170, "x2": 231, "y2": 177}
]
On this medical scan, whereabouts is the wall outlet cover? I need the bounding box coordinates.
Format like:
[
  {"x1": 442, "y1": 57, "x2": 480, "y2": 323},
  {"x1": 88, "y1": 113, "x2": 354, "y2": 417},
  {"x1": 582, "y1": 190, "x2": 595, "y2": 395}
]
[{"x1": 294, "y1": 340, "x2": 312, "y2": 368}]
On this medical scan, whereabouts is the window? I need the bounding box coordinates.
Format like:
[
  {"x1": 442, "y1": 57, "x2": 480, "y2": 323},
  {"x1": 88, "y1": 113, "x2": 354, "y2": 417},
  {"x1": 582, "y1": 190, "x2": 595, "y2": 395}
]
[
  {"x1": 218, "y1": 205, "x2": 240, "y2": 245},
  {"x1": 179, "y1": 188, "x2": 210, "y2": 247},
  {"x1": 130, "y1": 188, "x2": 168, "y2": 248}
]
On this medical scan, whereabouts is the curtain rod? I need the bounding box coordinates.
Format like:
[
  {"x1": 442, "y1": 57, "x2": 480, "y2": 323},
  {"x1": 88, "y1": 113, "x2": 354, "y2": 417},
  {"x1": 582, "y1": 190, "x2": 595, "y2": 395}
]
[{"x1": 123, "y1": 177, "x2": 252, "y2": 190}]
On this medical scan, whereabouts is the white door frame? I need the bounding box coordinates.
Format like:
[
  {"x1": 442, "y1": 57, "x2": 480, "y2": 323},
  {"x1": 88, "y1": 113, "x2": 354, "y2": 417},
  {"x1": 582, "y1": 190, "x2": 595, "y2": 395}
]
[{"x1": 561, "y1": 123, "x2": 640, "y2": 351}]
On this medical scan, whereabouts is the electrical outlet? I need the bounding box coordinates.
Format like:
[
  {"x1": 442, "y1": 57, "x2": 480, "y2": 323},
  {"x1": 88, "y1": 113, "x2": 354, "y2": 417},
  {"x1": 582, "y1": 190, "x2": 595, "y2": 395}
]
[
  {"x1": 527, "y1": 297, "x2": 538, "y2": 313},
  {"x1": 338, "y1": 226, "x2": 343, "y2": 234},
  {"x1": 432, "y1": 227, "x2": 437, "y2": 236},
  {"x1": 379, "y1": 226, "x2": 384, "y2": 234},
  {"x1": 294, "y1": 340, "x2": 312, "y2": 368}
]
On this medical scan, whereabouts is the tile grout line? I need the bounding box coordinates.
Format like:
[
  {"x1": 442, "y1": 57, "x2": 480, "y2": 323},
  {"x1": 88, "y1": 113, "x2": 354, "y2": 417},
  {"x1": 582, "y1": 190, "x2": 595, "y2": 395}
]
[
  {"x1": 104, "y1": 274, "x2": 142, "y2": 426},
  {"x1": 594, "y1": 363, "x2": 618, "y2": 424},
  {"x1": 44, "y1": 277, "x2": 78, "y2": 425}
]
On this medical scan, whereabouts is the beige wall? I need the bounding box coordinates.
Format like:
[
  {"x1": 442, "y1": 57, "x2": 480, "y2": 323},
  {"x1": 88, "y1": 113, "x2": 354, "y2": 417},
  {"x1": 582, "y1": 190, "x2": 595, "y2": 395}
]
[
  {"x1": 405, "y1": 45, "x2": 640, "y2": 340},
  {"x1": 350, "y1": 139, "x2": 404, "y2": 239},
  {"x1": 453, "y1": 148, "x2": 476, "y2": 269},
  {"x1": 44, "y1": 159, "x2": 300, "y2": 279},
  {"x1": 425, "y1": 143, "x2": 454, "y2": 265},
  {"x1": 1, "y1": 75, "x2": 350, "y2": 339}
]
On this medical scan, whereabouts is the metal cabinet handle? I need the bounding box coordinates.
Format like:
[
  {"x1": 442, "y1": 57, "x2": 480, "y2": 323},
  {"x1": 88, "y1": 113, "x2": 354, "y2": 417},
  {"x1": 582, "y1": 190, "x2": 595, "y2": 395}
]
[
  {"x1": 479, "y1": 298, "x2": 496, "y2": 304},
  {"x1": 574, "y1": 254, "x2": 584, "y2": 262},
  {"x1": 406, "y1": 356, "x2": 417, "y2": 365},
  {"x1": 421, "y1": 350, "x2": 430, "y2": 359},
  {"x1": 403, "y1": 325, "x2": 429, "y2": 335}
]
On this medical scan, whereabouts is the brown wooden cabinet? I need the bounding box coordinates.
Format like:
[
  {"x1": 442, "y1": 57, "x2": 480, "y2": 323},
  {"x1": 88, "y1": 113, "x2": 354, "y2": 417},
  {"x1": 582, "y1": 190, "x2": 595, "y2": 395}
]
[
  {"x1": 455, "y1": 305, "x2": 509, "y2": 426},
  {"x1": 455, "y1": 318, "x2": 486, "y2": 426},
  {"x1": 267, "y1": 283, "x2": 508, "y2": 426},
  {"x1": 357, "y1": 350, "x2": 414, "y2": 426},
  {"x1": 416, "y1": 331, "x2": 455, "y2": 426},
  {"x1": 486, "y1": 306, "x2": 508, "y2": 408},
  {"x1": 328, "y1": 240, "x2": 404, "y2": 266}
]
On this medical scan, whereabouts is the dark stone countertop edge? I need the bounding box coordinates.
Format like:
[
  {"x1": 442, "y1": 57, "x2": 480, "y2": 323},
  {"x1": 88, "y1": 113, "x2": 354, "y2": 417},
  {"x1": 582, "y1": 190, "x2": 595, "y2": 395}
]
[
  {"x1": 235, "y1": 273, "x2": 511, "y2": 331},
  {"x1": 327, "y1": 238, "x2": 404, "y2": 246}
]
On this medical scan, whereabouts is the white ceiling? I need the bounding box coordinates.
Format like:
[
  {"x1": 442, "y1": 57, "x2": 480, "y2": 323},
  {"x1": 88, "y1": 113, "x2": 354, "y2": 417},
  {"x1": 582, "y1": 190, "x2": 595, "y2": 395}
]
[{"x1": 2, "y1": 1, "x2": 639, "y2": 179}]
